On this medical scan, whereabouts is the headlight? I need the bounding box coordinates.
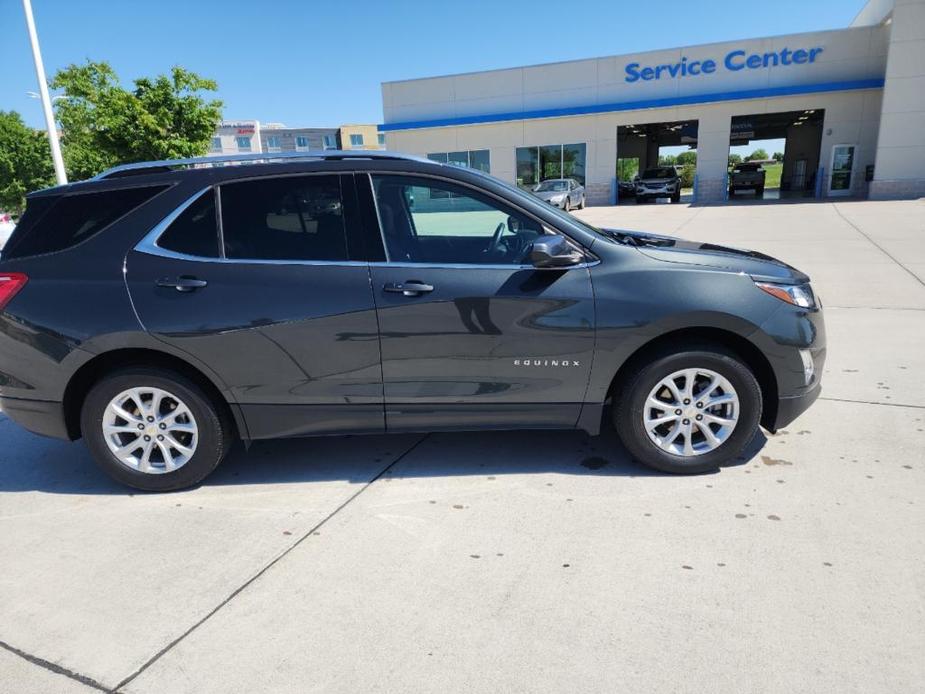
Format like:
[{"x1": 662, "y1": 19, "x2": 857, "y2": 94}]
[
  {"x1": 755, "y1": 281, "x2": 816, "y2": 308},
  {"x1": 550, "y1": 195, "x2": 565, "y2": 203}
]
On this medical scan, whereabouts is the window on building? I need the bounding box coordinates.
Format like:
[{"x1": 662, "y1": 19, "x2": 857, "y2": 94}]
[
  {"x1": 295, "y1": 135, "x2": 310, "y2": 151},
  {"x1": 210, "y1": 137, "x2": 222, "y2": 152},
  {"x1": 219, "y1": 175, "x2": 348, "y2": 261},
  {"x1": 515, "y1": 143, "x2": 586, "y2": 189},
  {"x1": 371, "y1": 174, "x2": 544, "y2": 265},
  {"x1": 349, "y1": 134, "x2": 364, "y2": 147},
  {"x1": 425, "y1": 150, "x2": 491, "y2": 199},
  {"x1": 265, "y1": 135, "x2": 281, "y2": 153},
  {"x1": 158, "y1": 190, "x2": 220, "y2": 258},
  {"x1": 322, "y1": 134, "x2": 336, "y2": 150},
  {"x1": 377, "y1": 133, "x2": 386, "y2": 147},
  {"x1": 427, "y1": 150, "x2": 490, "y2": 174},
  {"x1": 236, "y1": 136, "x2": 252, "y2": 152}
]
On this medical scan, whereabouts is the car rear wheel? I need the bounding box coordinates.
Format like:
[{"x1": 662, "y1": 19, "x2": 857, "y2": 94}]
[
  {"x1": 613, "y1": 346, "x2": 762, "y2": 474},
  {"x1": 565, "y1": 196, "x2": 571, "y2": 211},
  {"x1": 81, "y1": 367, "x2": 234, "y2": 491}
]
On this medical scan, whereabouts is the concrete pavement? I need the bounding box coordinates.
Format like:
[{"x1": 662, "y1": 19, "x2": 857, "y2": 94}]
[{"x1": 0, "y1": 199, "x2": 923, "y2": 693}]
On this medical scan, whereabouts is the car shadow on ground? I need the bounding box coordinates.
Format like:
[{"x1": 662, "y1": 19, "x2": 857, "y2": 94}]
[{"x1": 0, "y1": 414, "x2": 766, "y2": 496}]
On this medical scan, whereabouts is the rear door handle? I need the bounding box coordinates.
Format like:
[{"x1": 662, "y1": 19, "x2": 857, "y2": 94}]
[
  {"x1": 383, "y1": 281, "x2": 434, "y2": 297},
  {"x1": 156, "y1": 276, "x2": 208, "y2": 292}
]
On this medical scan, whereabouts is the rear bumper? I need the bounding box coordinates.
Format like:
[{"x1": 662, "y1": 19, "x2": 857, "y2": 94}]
[{"x1": 0, "y1": 397, "x2": 71, "y2": 440}]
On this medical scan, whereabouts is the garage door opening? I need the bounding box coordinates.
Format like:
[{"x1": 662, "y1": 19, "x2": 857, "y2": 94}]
[
  {"x1": 616, "y1": 120, "x2": 698, "y2": 204},
  {"x1": 727, "y1": 110, "x2": 824, "y2": 202}
]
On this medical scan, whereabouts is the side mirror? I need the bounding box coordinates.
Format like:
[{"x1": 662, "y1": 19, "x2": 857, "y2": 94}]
[
  {"x1": 530, "y1": 234, "x2": 584, "y2": 269},
  {"x1": 507, "y1": 216, "x2": 521, "y2": 233}
]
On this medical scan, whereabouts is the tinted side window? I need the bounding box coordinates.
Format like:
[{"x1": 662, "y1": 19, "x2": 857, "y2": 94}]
[
  {"x1": 371, "y1": 175, "x2": 544, "y2": 265},
  {"x1": 157, "y1": 191, "x2": 219, "y2": 258},
  {"x1": 4, "y1": 185, "x2": 168, "y2": 259},
  {"x1": 220, "y1": 175, "x2": 348, "y2": 261}
]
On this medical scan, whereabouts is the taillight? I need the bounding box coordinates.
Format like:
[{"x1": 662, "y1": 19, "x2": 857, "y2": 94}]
[{"x1": 0, "y1": 273, "x2": 28, "y2": 311}]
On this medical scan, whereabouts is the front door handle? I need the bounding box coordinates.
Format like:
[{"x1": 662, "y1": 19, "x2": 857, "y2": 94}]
[
  {"x1": 156, "y1": 276, "x2": 208, "y2": 292},
  {"x1": 383, "y1": 281, "x2": 434, "y2": 297}
]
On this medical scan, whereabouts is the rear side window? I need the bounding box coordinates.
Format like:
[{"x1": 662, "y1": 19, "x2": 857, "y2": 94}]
[
  {"x1": 4, "y1": 185, "x2": 167, "y2": 259},
  {"x1": 157, "y1": 191, "x2": 220, "y2": 258},
  {"x1": 219, "y1": 175, "x2": 348, "y2": 261}
]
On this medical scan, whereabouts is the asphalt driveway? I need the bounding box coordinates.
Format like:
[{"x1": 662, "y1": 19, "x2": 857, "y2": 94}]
[{"x1": 1, "y1": 199, "x2": 923, "y2": 693}]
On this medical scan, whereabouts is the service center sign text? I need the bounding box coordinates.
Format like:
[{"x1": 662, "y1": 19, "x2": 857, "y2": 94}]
[{"x1": 625, "y1": 47, "x2": 824, "y2": 83}]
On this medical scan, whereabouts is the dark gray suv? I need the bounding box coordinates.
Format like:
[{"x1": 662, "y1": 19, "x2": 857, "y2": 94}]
[{"x1": 0, "y1": 151, "x2": 825, "y2": 491}]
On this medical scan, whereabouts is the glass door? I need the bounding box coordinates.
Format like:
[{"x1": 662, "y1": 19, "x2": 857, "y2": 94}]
[{"x1": 829, "y1": 145, "x2": 856, "y2": 197}]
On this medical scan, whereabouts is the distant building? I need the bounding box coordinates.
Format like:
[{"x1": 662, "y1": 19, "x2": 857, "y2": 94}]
[
  {"x1": 339, "y1": 124, "x2": 385, "y2": 150},
  {"x1": 208, "y1": 121, "x2": 384, "y2": 156},
  {"x1": 261, "y1": 124, "x2": 339, "y2": 153},
  {"x1": 209, "y1": 120, "x2": 262, "y2": 155}
]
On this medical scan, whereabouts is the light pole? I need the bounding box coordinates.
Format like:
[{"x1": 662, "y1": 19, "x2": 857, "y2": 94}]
[{"x1": 21, "y1": 0, "x2": 67, "y2": 185}]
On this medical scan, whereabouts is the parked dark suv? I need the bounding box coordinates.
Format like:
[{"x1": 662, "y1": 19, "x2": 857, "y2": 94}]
[{"x1": 0, "y1": 151, "x2": 825, "y2": 491}]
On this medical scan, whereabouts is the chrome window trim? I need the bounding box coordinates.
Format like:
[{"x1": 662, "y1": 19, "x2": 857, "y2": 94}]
[
  {"x1": 368, "y1": 259, "x2": 599, "y2": 271},
  {"x1": 363, "y1": 171, "x2": 598, "y2": 268}
]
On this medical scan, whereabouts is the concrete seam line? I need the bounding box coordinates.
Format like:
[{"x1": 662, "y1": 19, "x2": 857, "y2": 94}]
[
  {"x1": 0, "y1": 640, "x2": 110, "y2": 692},
  {"x1": 820, "y1": 396, "x2": 925, "y2": 410},
  {"x1": 110, "y1": 434, "x2": 429, "y2": 693},
  {"x1": 831, "y1": 203, "x2": 925, "y2": 289}
]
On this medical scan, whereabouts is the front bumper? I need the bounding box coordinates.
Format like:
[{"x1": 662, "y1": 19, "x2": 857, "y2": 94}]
[
  {"x1": 0, "y1": 396, "x2": 71, "y2": 440},
  {"x1": 769, "y1": 380, "x2": 821, "y2": 431}
]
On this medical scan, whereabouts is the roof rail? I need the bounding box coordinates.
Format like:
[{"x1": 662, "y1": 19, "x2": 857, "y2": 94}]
[{"x1": 92, "y1": 150, "x2": 434, "y2": 180}]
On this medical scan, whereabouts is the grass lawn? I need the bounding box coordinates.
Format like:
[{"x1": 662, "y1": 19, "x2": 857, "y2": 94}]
[{"x1": 762, "y1": 162, "x2": 783, "y2": 188}]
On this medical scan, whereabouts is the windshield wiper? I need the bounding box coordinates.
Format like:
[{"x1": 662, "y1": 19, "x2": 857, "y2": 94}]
[{"x1": 599, "y1": 229, "x2": 641, "y2": 246}]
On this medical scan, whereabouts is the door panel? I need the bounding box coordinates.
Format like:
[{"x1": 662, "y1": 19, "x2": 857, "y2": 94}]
[
  {"x1": 371, "y1": 264, "x2": 595, "y2": 431},
  {"x1": 125, "y1": 174, "x2": 383, "y2": 439},
  {"x1": 126, "y1": 253, "x2": 383, "y2": 437}
]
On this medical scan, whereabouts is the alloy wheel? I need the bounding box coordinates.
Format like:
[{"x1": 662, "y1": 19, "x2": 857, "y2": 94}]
[
  {"x1": 643, "y1": 368, "x2": 739, "y2": 457},
  {"x1": 102, "y1": 387, "x2": 199, "y2": 474}
]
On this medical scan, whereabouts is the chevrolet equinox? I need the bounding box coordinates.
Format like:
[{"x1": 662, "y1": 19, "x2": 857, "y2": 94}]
[{"x1": 0, "y1": 151, "x2": 825, "y2": 491}]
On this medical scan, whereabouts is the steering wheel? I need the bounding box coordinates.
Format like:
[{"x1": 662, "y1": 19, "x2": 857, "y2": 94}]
[{"x1": 484, "y1": 222, "x2": 507, "y2": 255}]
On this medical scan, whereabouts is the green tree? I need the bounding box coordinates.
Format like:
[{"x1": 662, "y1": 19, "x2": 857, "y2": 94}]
[
  {"x1": 728, "y1": 153, "x2": 743, "y2": 167},
  {"x1": 658, "y1": 153, "x2": 677, "y2": 166},
  {"x1": 0, "y1": 111, "x2": 56, "y2": 215},
  {"x1": 746, "y1": 148, "x2": 769, "y2": 162},
  {"x1": 773, "y1": 151, "x2": 784, "y2": 162},
  {"x1": 676, "y1": 150, "x2": 697, "y2": 166},
  {"x1": 50, "y1": 61, "x2": 223, "y2": 180},
  {"x1": 679, "y1": 163, "x2": 696, "y2": 189}
]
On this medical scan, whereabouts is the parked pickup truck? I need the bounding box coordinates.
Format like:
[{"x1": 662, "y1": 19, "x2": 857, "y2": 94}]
[{"x1": 729, "y1": 162, "x2": 766, "y2": 197}]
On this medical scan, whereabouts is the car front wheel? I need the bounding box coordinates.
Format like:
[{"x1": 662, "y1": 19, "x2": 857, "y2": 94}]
[
  {"x1": 613, "y1": 346, "x2": 762, "y2": 474},
  {"x1": 81, "y1": 367, "x2": 234, "y2": 491}
]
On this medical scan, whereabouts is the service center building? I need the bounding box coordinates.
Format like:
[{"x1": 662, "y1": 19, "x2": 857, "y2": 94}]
[{"x1": 381, "y1": 0, "x2": 925, "y2": 204}]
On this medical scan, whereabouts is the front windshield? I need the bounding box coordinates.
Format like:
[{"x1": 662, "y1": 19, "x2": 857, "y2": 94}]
[
  {"x1": 535, "y1": 180, "x2": 568, "y2": 192},
  {"x1": 641, "y1": 168, "x2": 676, "y2": 179}
]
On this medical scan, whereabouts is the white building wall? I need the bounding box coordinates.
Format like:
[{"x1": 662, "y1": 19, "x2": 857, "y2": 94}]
[
  {"x1": 382, "y1": 22, "x2": 910, "y2": 203},
  {"x1": 870, "y1": 0, "x2": 925, "y2": 198},
  {"x1": 386, "y1": 90, "x2": 883, "y2": 203}
]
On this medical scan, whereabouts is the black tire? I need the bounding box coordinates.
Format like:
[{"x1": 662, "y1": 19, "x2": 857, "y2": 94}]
[
  {"x1": 80, "y1": 367, "x2": 234, "y2": 491},
  {"x1": 613, "y1": 345, "x2": 762, "y2": 475},
  {"x1": 565, "y1": 196, "x2": 571, "y2": 211},
  {"x1": 756, "y1": 187, "x2": 764, "y2": 197},
  {"x1": 578, "y1": 195, "x2": 585, "y2": 209},
  {"x1": 671, "y1": 191, "x2": 681, "y2": 203},
  {"x1": 635, "y1": 195, "x2": 645, "y2": 204},
  {"x1": 728, "y1": 188, "x2": 735, "y2": 197}
]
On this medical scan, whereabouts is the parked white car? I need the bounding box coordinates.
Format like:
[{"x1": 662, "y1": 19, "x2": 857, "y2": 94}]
[{"x1": 0, "y1": 214, "x2": 16, "y2": 251}]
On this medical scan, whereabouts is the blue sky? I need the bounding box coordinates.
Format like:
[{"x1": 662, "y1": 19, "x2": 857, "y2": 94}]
[{"x1": 3, "y1": 0, "x2": 863, "y2": 133}]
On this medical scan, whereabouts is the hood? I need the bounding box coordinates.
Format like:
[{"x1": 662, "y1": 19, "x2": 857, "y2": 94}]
[
  {"x1": 534, "y1": 190, "x2": 567, "y2": 202},
  {"x1": 602, "y1": 228, "x2": 809, "y2": 283},
  {"x1": 637, "y1": 177, "x2": 676, "y2": 185}
]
